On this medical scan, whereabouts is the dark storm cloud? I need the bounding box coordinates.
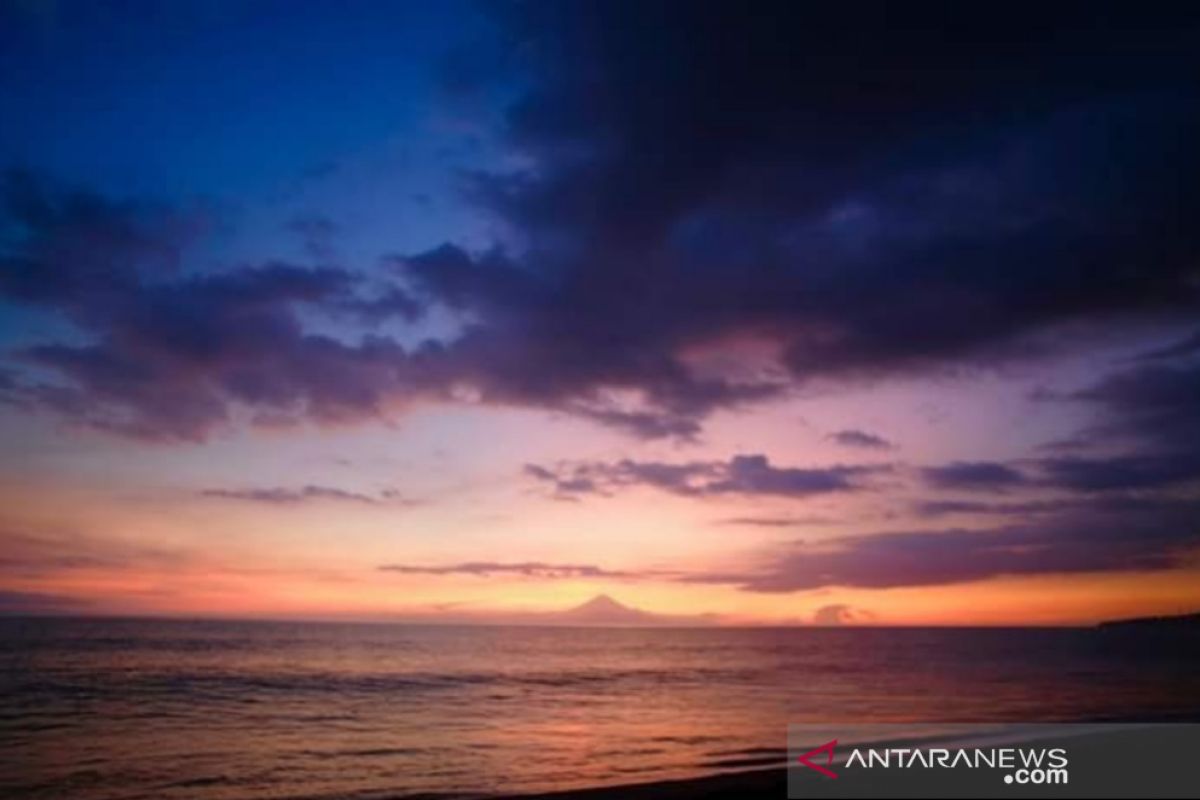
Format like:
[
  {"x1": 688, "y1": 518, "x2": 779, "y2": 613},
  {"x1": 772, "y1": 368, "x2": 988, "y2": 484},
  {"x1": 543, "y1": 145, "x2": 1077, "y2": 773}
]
[
  {"x1": 687, "y1": 497, "x2": 1200, "y2": 592},
  {"x1": 5, "y1": 2, "x2": 1200, "y2": 442},
  {"x1": 0, "y1": 168, "x2": 195, "y2": 303},
  {"x1": 200, "y1": 485, "x2": 392, "y2": 505},
  {"x1": 921, "y1": 461, "x2": 1030, "y2": 491},
  {"x1": 526, "y1": 454, "x2": 889, "y2": 499},
  {"x1": 401, "y1": 0, "x2": 1200, "y2": 430},
  {"x1": 828, "y1": 429, "x2": 894, "y2": 450},
  {"x1": 0, "y1": 170, "x2": 445, "y2": 440},
  {"x1": 0, "y1": 170, "x2": 779, "y2": 441},
  {"x1": 391, "y1": 242, "x2": 788, "y2": 440}
]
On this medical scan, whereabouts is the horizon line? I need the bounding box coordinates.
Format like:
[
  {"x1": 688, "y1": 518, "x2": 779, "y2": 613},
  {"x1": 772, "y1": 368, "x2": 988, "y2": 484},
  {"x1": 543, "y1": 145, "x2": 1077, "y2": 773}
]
[{"x1": 0, "y1": 610, "x2": 1103, "y2": 630}]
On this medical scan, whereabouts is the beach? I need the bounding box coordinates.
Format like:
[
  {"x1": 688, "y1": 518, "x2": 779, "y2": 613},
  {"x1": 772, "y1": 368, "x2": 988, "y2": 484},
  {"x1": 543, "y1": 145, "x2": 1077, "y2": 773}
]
[{"x1": 511, "y1": 767, "x2": 788, "y2": 800}]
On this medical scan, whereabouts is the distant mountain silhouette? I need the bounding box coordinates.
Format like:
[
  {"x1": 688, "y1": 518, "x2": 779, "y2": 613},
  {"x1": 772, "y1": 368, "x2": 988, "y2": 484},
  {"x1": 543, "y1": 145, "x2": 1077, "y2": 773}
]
[
  {"x1": 556, "y1": 594, "x2": 657, "y2": 625},
  {"x1": 1096, "y1": 611, "x2": 1200, "y2": 632},
  {"x1": 384, "y1": 593, "x2": 717, "y2": 627}
]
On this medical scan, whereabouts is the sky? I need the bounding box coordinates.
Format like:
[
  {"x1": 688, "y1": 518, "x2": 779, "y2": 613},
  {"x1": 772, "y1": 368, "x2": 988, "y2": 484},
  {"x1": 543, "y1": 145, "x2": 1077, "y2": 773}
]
[{"x1": 1, "y1": 0, "x2": 1199, "y2": 625}]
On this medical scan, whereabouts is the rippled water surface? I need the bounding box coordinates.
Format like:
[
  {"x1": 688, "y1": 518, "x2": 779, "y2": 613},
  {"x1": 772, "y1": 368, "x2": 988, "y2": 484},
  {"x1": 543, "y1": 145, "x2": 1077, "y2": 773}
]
[{"x1": 2, "y1": 618, "x2": 1197, "y2": 799}]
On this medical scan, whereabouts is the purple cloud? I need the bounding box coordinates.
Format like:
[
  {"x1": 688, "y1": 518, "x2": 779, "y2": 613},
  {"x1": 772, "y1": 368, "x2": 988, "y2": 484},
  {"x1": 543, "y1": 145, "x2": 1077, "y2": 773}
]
[
  {"x1": 526, "y1": 454, "x2": 890, "y2": 499},
  {"x1": 686, "y1": 497, "x2": 1200, "y2": 592},
  {"x1": 378, "y1": 561, "x2": 656, "y2": 580},
  {"x1": 717, "y1": 515, "x2": 834, "y2": 528},
  {"x1": 921, "y1": 461, "x2": 1029, "y2": 492},
  {"x1": 1026, "y1": 362, "x2": 1200, "y2": 490},
  {"x1": 4, "y1": 1, "x2": 1200, "y2": 444},
  {"x1": 1037, "y1": 452, "x2": 1200, "y2": 492},
  {"x1": 200, "y1": 485, "x2": 401, "y2": 505},
  {"x1": 828, "y1": 429, "x2": 895, "y2": 450}
]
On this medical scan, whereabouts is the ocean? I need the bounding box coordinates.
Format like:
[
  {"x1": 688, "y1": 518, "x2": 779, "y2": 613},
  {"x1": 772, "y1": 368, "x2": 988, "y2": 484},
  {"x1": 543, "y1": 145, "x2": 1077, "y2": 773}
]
[{"x1": 2, "y1": 617, "x2": 1197, "y2": 799}]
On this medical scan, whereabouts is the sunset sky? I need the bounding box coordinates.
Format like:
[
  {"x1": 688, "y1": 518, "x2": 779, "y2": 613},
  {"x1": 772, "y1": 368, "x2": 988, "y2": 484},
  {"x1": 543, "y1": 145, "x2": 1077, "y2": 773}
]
[{"x1": 1, "y1": 1, "x2": 1198, "y2": 625}]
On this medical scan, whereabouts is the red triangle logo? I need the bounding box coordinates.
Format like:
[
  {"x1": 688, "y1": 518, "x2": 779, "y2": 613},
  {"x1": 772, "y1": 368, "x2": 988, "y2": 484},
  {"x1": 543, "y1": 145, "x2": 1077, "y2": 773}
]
[{"x1": 796, "y1": 738, "x2": 838, "y2": 779}]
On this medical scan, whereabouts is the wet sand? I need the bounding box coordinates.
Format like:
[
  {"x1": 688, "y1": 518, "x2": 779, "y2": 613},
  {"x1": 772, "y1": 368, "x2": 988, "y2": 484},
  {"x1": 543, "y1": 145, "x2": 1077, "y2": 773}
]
[
  {"x1": 510, "y1": 767, "x2": 790, "y2": 800},
  {"x1": 506, "y1": 722, "x2": 1200, "y2": 799}
]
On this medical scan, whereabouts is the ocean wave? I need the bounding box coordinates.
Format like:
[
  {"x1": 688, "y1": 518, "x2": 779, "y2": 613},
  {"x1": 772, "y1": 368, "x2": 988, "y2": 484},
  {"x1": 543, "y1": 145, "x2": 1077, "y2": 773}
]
[{"x1": 4, "y1": 665, "x2": 759, "y2": 704}]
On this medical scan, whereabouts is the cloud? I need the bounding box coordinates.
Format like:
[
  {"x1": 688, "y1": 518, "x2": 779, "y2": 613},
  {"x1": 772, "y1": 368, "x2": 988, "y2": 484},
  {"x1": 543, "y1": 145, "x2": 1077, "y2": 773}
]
[
  {"x1": 1037, "y1": 452, "x2": 1200, "y2": 492},
  {"x1": 0, "y1": 171, "x2": 781, "y2": 442},
  {"x1": 917, "y1": 451, "x2": 1200, "y2": 499},
  {"x1": 392, "y1": 246, "x2": 788, "y2": 442},
  {"x1": 812, "y1": 604, "x2": 871, "y2": 626},
  {"x1": 522, "y1": 464, "x2": 600, "y2": 498},
  {"x1": 1133, "y1": 330, "x2": 1200, "y2": 362},
  {"x1": 0, "y1": 172, "x2": 429, "y2": 440},
  {"x1": 913, "y1": 499, "x2": 1068, "y2": 518},
  {"x1": 1066, "y1": 362, "x2": 1200, "y2": 450},
  {"x1": 378, "y1": 561, "x2": 656, "y2": 580},
  {"x1": 405, "y1": 2, "x2": 1200, "y2": 433},
  {"x1": 828, "y1": 429, "x2": 895, "y2": 450},
  {"x1": 717, "y1": 515, "x2": 834, "y2": 528},
  {"x1": 0, "y1": 527, "x2": 182, "y2": 577},
  {"x1": 921, "y1": 461, "x2": 1029, "y2": 492},
  {"x1": 200, "y1": 485, "x2": 395, "y2": 505},
  {"x1": 0, "y1": 590, "x2": 91, "y2": 614},
  {"x1": 0, "y1": 171, "x2": 454, "y2": 441},
  {"x1": 1028, "y1": 362, "x2": 1200, "y2": 490},
  {"x1": 910, "y1": 494, "x2": 1184, "y2": 518},
  {"x1": 6, "y1": 3, "x2": 1200, "y2": 443},
  {"x1": 526, "y1": 454, "x2": 890, "y2": 499},
  {"x1": 389, "y1": 503, "x2": 1199, "y2": 592},
  {"x1": 685, "y1": 497, "x2": 1200, "y2": 592}
]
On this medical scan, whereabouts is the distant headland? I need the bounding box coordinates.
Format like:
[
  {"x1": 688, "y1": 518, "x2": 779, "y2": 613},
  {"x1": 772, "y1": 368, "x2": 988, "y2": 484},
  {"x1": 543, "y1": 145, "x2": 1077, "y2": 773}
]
[{"x1": 1096, "y1": 611, "x2": 1200, "y2": 631}]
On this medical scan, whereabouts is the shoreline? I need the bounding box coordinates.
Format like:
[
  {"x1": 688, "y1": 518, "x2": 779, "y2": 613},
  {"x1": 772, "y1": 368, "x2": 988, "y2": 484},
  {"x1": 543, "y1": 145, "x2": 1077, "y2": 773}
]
[
  {"x1": 502, "y1": 721, "x2": 1200, "y2": 800},
  {"x1": 507, "y1": 767, "x2": 791, "y2": 800}
]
